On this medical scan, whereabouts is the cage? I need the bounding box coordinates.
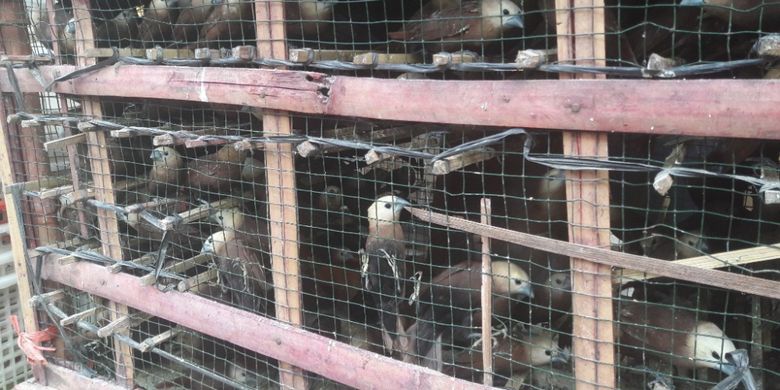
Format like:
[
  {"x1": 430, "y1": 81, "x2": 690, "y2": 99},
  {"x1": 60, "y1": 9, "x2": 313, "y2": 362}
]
[{"x1": 0, "y1": 0, "x2": 779, "y2": 389}]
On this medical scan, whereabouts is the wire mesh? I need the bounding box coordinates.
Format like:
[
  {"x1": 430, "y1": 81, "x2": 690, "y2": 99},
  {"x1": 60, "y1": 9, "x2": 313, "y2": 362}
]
[{"x1": 8, "y1": 0, "x2": 776, "y2": 76}]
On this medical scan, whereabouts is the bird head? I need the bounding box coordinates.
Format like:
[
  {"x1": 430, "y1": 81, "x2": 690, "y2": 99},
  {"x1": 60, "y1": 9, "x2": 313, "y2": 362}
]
[
  {"x1": 65, "y1": 18, "x2": 76, "y2": 37},
  {"x1": 298, "y1": 0, "x2": 335, "y2": 19},
  {"x1": 202, "y1": 230, "x2": 235, "y2": 254},
  {"x1": 210, "y1": 206, "x2": 244, "y2": 230},
  {"x1": 539, "y1": 169, "x2": 566, "y2": 200},
  {"x1": 241, "y1": 157, "x2": 265, "y2": 181},
  {"x1": 367, "y1": 195, "x2": 410, "y2": 224},
  {"x1": 482, "y1": 0, "x2": 524, "y2": 30},
  {"x1": 676, "y1": 230, "x2": 709, "y2": 258},
  {"x1": 215, "y1": 143, "x2": 247, "y2": 163},
  {"x1": 549, "y1": 271, "x2": 571, "y2": 294},
  {"x1": 687, "y1": 321, "x2": 738, "y2": 373},
  {"x1": 525, "y1": 327, "x2": 570, "y2": 366},
  {"x1": 491, "y1": 261, "x2": 534, "y2": 300},
  {"x1": 149, "y1": 146, "x2": 183, "y2": 168}
]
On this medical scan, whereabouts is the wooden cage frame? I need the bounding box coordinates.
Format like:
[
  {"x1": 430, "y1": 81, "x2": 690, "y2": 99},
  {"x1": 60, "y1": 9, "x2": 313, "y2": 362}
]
[{"x1": 2, "y1": 0, "x2": 780, "y2": 388}]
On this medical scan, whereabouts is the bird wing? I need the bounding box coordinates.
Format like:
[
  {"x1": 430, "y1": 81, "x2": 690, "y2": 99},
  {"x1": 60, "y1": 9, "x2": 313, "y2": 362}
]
[{"x1": 218, "y1": 239, "x2": 268, "y2": 313}]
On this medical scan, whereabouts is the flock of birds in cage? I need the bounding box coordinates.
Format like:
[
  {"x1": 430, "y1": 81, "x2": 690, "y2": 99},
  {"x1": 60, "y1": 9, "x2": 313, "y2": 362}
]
[
  {"x1": 24, "y1": 0, "x2": 780, "y2": 71},
  {"x1": 45, "y1": 107, "x2": 780, "y2": 389}
]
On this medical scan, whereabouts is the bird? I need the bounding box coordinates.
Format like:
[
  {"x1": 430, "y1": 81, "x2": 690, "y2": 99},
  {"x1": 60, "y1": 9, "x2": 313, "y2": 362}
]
[
  {"x1": 138, "y1": 0, "x2": 181, "y2": 47},
  {"x1": 94, "y1": 7, "x2": 141, "y2": 48},
  {"x1": 363, "y1": 195, "x2": 412, "y2": 355},
  {"x1": 284, "y1": 0, "x2": 335, "y2": 40},
  {"x1": 202, "y1": 230, "x2": 269, "y2": 314},
  {"x1": 617, "y1": 299, "x2": 751, "y2": 380},
  {"x1": 639, "y1": 228, "x2": 709, "y2": 260},
  {"x1": 679, "y1": 0, "x2": 780, "y2": 30},
  {"x1": 187, "y1": 144, "x2": 246, "y2": 196},
  {"x1": 525, "y1": 270, "x2": 571, "y2": 326},
  {"x1": 31, "y1": 3, "x2": 76, "y2": 57},
  {"x1": 443, "y1": 325, "x2": 569, "y2": 384},
  {"x1": 386, "y1": 0, "x2": 524, "y2": 54},
  {"x1": 172, "y1": 0, "x2": 214, "y2": 44},
  {"x1": 147, "y1": 146, "x2": 184, "y2": 196},
  {"x1": 191, "y1": 0, "x2": 254, "y2": 49},
  {"x1": 406, "y1": 260, "x2": 534, "y2": 367},
  {"x1": 209, "y1": 206, "x2": 270, "y2": 255}
]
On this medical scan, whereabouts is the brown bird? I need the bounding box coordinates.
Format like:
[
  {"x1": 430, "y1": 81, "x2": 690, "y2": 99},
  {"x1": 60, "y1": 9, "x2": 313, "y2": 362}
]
[
  {"x1": 387, "y1": 0, "x2": 524, "y2": 53},
  {"x1": 639, "y1": 228, "x2": 709, "y2": 260},
  {"x1": 191, "y1": 0, "x2": 254, "y2": 49},
  {"x1": 138, "y1": 0, "x2": 182, "y2": 47},
  {"x1": 364, "y1": 195, "x2": 412, "y2": 354},
  {"x1": 172, "y1": 0, "x2": 214, "y2": 44},
  {"x1": 285, "y1": 0, "x2": 335, "y2": 40},
  {"x1": 618, "y1": 299, "x2": 755, "y2": 384},
  {"x1": 525, "y1": 270, "x2": 571, "y2": 325},
  {"x1": 94, "y1": 7, "x2": 141, "y2": 48},
  {"x1": 32, "y1": 3, "x2": 76, "y2": 57},
  {"x1": 187, "y1": 144, "x2": 246, "y2": 195},
  {"x1": 680, "y1": 0, "x2": 780, "y2": 29},
  {"x1": 203, "y1": 230, "x2": 269, "y2": 314},
  {"x1": 443, "y1": 326, "x2": 569, "y2": 383},
  {"x1": 148, "y1": 146, "x2": 184, "y2": 196},
  {"x1": 210, "y1": 206, "x2": 270, "y2": 255},
  {"x1": 406, "y1": 260, "x2": 533, "y2": 366}
]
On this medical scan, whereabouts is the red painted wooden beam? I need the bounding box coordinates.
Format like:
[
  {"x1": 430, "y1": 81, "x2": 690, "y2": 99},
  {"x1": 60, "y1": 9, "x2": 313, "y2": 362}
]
[
  {"x1": 2, "y1": 65, "x2": 780, "y2": 139},
  {"x1": 39, "y1": 259, "x2": 489, "y2": 390}
]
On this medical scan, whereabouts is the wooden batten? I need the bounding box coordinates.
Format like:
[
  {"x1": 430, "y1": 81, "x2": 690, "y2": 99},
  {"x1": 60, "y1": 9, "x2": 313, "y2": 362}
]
[
  {"x1": 60, "y1": 307, "x2": 99, "y2": 326},
  {"x1": 479, "y1": 199, "x2": 493, "y2": 386},
  {"x1": 297, "y1": 125, "x2": 426, "y2": 157},
  {"x1": 289, "y1": 49, "x2": 368, "y2": 63},
  {"x1": 177, "y1": 268, "x2": 217, "y2": 292},
  {"x1": 138, "y1": 328, "x2": 182, "y2": 353},
  {"x1": 430, "y1": 148, "x2": 495, "y2": 175},
  {"x1": 353, "y1": 52, "x2": 420, "y2": 65},
  {"x1": 139, "y1": 252, "x2": 213, "y2": 286}
]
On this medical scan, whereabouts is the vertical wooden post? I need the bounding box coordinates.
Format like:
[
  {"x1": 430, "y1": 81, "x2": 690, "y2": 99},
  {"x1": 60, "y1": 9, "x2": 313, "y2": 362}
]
[
  {"x1": 554, "y1": 1, "x2": 615, "y2": 389},
  {"x1": 479, "y1": 198, "x2": 493, "y2": 387},
  {"x1": 256, "y1": 3, "x2": 306, "y2": 389},
  {"x1": 0, "y1": 98, "x2": 45, "y2": 383},
  {"x1": 71, "y1": 0, "x2": 134, "y2": 386}
]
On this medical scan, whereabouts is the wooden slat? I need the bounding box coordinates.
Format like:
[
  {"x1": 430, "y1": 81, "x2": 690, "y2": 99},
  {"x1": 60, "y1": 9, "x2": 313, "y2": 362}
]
[
  {"x1": 72, "y1": 0, "x2": 134, "y2": 385},
  {"x1": 555, "y1": 1, "x2": 615, "y2": 388},
  {"x1": 257, "y1": 0, "x2": 306, "y2": 386},
  {"x1": 3, "y1": 66, "x2": 780, "y2": 139},
  {"x1": 43, "y1": 133, "x2": 86, "y2": 151},
  {"x1": 479, "y1": 199, "x2": 493, "y2": 386},
  {"x1": 40, "y1": 258, "x2": 491, "y2": 390}
]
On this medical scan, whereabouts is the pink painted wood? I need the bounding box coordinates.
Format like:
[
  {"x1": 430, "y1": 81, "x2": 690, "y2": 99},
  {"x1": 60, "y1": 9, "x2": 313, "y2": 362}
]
[
  {"x1": 2, "y1": 65, "x2": 780, "y2": 139},
  {"x1": 40, "y1": 259, "x2": 491, "y2": 390}
]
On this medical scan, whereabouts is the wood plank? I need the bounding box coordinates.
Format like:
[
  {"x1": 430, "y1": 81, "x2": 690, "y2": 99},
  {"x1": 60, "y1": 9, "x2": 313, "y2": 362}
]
[
  {"x1": 555, "y1": 1, "x2": 615, "y2": 388},
  {"x1": 479, "y1": 199, "x2": 493, "y2": 386},
  {"x1": 19, "y1": 364, "x2": 129, "y2": 390},
  {"x1": 615, "y1": 243, "x2": 780, "y2": 284},
  {"x1": 257, "y1": 0, "x2": 307, "y2": 385},
  {"x1": 3, "y1": 66, "x2": 780, "y2": 139},
  {"x1": 0, "y1": 91, "x2": 42, "y2": 381},
  {"x1": 40, "y1": 259, "x2": 491, "y2": 390},
  {"x1": 430, "y1": 148, "x2": 495, "y2": 175},
  {"x1": 72, "y1": 0, "x2": 135, "y2": 384}
]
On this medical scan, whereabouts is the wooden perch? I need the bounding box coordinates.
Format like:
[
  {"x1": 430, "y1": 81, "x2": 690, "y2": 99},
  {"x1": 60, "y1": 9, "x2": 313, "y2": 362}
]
[
  {"x1": 138, "y1": 328, "x2": 182, "y2": 352},
  {"x1": 430, "y1": 147, "x2": 495, "y2": 175},
  {"x1": 44, "y1": 133, "x2": 86, "y2": 151},
  {"x1": 11, "y1": 176, "x2": 72, "y2": 197},
  {"x1": 97, "y1": 312, "x2": 152, "y2": 338},
  {"x1": 30, "y1": 289, "x2": 66, "y2": 306},
  {"x1": 432, "y1": 51, "x2": 480, "y2": 66},
  {"x1": 60, "y1": 307, "x2": 98, "y2": 326},
  {"x1": 177, "y1": 268, "x2": 218, "y2": 292},
  {"x1": 109, "y1": 253, "x2": 155, "y2": 274},
  {"x1": 139, "y1": 253, "x2": 213, "y2": 286},
  {"x1": 353, "y1": 52, "x2": 420, "y2": 65},
  {"x1": 616, "y1": 243, "x2": 780, "y2": 284},
  {"x1": 754, "y1": 34, "x2": 780, "y2": 58},
  {"x1": 59, "y1": 188, "x2": 94, "y2": 206},
  {"x1": 297, "y1": 124, "x2": 427, "y2": 157},
  {"x1": 364, "y1": 132, "x2": 445, "y2": 165},
  {"x1": 163, "y1": 196, "x2": 244, "y2": 229},
  {"x1": 37, "y1": 183, "x2": 75, "y2": 200},
  {"x1": 152, "y1": 128, "x2": 211, "y2": 146},
  {"x1": 114, "y1": 178, "x2": 147, "y2": 192},
  {"x1": 82, "y1": 47, "x2": 193, "y2": 59},
  {"x1": 515, "y1": 49, "x2": 556, "y2": 69},
  {"x1": 289, "y1": 49, "x2": 368, "y2": 63}
]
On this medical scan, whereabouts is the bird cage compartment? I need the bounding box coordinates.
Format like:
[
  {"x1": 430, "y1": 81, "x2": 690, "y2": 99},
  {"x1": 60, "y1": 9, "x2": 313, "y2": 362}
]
[{"x1": 1, "y1": 0, "x2": 780, "y2": 389}]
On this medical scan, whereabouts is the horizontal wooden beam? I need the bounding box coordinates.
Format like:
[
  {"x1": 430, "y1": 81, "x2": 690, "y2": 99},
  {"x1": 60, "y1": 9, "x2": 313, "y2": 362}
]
[
  {"x1": 1, "y1": 65, "x2": 780, "y2": 139},
  {"x1": 406, "y1": 207, "x2": 780, "y2": 300},
  {"x1": 40, "y1": 258, "x2": 487, "y2": 390}
]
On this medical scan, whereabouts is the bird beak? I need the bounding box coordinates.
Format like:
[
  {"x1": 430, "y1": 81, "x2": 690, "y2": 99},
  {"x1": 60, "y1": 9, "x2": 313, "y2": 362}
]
[
  {"x1": 394, "y1": 197, "x2": 412, "y2": 211},
  {"x1": 679, "y1": 0, "x2": 705, "y2": 5},
  {"x1": 65, "y1": 19, "x2": 76, "y2": 35},
  {"x1": 515, "y1": 282, "x2": 534, "y2": 300},
  {"x1": 551, "y1": 346, "x2": 571, "y2": 365},
  {"x1": 719, "y1": 350, "x2": 758, "y2": 390},
  {"x1": 150, "y1": 150, "x2": 163, "y2": 161},
  {"x1": 504, "y1": 14, "x2": 524, "y2": 30}
]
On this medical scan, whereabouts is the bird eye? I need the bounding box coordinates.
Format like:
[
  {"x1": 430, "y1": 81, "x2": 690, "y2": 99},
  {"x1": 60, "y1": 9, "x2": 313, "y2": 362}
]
[
  {"x1": 503, "y1": 9, "x2": 510, "y2": 15},
  {"x1": 712, "y1": 351, "x2": 721, "y2": 360},
  {"x1": 384, "y1": 203, "x2": 391, "y2": 209},
  {"x1": 545, "y1": 350, "x2": 552, "y2": 356}
]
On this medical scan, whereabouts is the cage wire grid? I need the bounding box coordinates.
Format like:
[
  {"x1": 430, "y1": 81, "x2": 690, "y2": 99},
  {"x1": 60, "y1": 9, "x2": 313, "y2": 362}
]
[{"x1": 0, "y1": 0, "x2": 779, "y2": 389}]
